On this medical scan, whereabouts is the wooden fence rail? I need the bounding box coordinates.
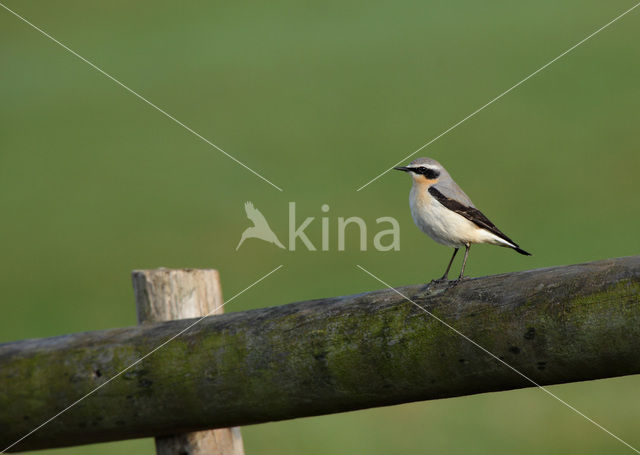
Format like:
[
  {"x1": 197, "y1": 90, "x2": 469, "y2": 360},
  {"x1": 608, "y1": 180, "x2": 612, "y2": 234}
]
[{"x1": 1, "y1": 256, "x2": 639, "y2": 452}]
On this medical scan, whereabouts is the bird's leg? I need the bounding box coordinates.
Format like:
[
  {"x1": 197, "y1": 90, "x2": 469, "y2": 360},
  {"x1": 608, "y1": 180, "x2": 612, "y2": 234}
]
[
  {"x1": 432, "y1": 248, "x2": 458, "y2": 283},
  {"x1": 452, "y1": 244, "x2": 471, "y2": 285}
]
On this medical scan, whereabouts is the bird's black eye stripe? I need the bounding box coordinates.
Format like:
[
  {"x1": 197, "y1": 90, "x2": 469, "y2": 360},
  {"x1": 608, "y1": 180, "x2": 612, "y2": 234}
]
[{"x1": 413, "y1": 166, "x2": 440, "y2": 179}]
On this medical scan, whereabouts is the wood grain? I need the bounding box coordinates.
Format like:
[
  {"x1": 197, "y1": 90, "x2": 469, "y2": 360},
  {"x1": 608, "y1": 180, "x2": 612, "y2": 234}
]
[
  {"x1": 1, "y1": 256, "x2": 639, "y2": 452},
  {"x1": 132, "y1": 269, "x2": 244, "y2": 455}
]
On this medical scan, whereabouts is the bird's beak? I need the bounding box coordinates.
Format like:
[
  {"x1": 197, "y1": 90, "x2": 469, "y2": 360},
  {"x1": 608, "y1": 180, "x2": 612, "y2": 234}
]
[{"x1": 394, "y1": 166, "x2": 411, "y2": 172}]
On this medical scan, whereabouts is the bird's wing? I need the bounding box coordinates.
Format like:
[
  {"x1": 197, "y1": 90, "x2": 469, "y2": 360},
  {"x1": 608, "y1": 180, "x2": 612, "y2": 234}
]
[
  {"x1": 434, "y1": 176, "x2": 475, "y2": 207},
  {"x1": 428, "y1": 186, "x2": 519, "y2": 248},
  {"x1": 244, "y1": 201, "x2": 269, "y2": 227}
]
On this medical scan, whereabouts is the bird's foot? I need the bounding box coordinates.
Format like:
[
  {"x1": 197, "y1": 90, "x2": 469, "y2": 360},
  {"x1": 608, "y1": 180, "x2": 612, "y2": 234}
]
[
  {"x1": 450, "y1": 276, "x2": 470, "y2": 286},
  {"x1": 428, "y1": 276, "x2": 448, "y2": 286}
]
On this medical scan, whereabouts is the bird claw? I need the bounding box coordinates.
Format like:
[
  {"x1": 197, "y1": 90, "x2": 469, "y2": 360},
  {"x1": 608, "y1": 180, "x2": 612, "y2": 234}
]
[{"x1": 450, "y1": 276, "x2": 470, "y2": 286}]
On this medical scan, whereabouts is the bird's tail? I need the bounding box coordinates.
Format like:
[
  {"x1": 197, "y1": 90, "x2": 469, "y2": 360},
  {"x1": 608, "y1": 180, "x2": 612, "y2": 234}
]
[{"x1": 513, "y1": 246, "x2": 532, "y2": 256}]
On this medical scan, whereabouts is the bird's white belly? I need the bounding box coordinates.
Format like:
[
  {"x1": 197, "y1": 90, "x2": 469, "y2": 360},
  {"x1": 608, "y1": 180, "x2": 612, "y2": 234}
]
[{"x1": 410, "y1": 187, "x2": 481, "y2": 248}]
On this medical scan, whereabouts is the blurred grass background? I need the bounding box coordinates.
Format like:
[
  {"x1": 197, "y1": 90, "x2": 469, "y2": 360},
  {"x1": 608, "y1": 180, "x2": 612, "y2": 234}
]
[{"x1": 1, "y1": 0, "x2": 639, "y2": 453}]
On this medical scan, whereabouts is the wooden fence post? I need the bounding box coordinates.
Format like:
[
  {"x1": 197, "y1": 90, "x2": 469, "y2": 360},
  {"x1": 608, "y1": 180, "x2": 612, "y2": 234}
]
[
  {"x1": 3, "y1": 257, "x2": 639, "y2": 452},
  {"x1": 131, "y1": 268, "x2": 245, "y2": 455}
]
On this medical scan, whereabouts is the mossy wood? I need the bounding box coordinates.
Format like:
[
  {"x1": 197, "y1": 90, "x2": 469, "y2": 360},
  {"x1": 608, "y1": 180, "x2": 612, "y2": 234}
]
[
  {"x1": 132, "y1": 268, "x2": 245, "y2": 455},
  {"x1": 1, "y1": 256, "x2": 639, "y2": 452}
]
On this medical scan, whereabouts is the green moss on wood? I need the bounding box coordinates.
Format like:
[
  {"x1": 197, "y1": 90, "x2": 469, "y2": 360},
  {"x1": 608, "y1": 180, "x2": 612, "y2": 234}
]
[{"x1": 1, "y1": 256, "x2": 639, "y2": 452}]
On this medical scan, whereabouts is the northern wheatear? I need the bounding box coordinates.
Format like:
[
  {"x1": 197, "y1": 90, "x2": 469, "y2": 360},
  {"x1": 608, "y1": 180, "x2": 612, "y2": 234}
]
[{"x1": 395, "y1": 157, "x2": 530, "y2": 282}]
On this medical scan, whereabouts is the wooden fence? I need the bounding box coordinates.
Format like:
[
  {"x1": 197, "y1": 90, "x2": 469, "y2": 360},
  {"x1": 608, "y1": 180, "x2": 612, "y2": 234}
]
[{"x1": 1, "y1": 256, "x2": 639, "y2": 452}]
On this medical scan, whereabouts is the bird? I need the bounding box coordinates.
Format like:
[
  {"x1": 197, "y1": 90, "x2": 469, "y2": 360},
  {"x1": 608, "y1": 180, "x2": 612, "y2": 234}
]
[
  {"x1": 395, "y1": 157, "x2": 530, "y2": 283},
  {"x1": 236, "y1": 201, "x2": 285, "y2": 250}
]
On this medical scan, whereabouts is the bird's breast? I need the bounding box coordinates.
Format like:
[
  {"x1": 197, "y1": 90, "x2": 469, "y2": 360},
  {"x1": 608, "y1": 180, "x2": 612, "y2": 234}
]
[{"x1": 409, "y1": 184, "x2": 477, "y2": 248}]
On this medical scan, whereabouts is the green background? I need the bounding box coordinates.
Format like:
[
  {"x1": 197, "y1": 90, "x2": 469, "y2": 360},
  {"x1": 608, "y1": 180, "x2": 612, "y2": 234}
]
[{"x1": 1, "y1": 0, "x2": 639, "y2": 453}]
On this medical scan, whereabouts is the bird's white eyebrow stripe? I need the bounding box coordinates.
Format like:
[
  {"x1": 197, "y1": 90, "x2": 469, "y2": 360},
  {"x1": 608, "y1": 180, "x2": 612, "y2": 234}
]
[
  {"x1": 356, "y1": 2, "x2": 640, "y2": 192},
  {"x1": 409, "y1": 165, "x2": 439, "y2": 170}
]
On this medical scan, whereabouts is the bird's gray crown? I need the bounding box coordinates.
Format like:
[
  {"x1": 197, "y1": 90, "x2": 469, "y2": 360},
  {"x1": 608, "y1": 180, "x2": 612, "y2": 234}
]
[
  {"x1": 396, "y1": 157, "x2": 446, "y2": 181},
  {"x1": 404, "y1": 158, "x2": 473, "y2": 207},
  {"x1": 408, "y1": 157, "x2": 443, "y2": 170}
]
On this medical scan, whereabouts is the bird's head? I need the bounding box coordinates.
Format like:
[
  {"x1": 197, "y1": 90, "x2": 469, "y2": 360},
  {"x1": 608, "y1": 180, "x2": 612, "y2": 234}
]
[{"x1": 394, "y1": 157, "x2": 443, "y2": 185}]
